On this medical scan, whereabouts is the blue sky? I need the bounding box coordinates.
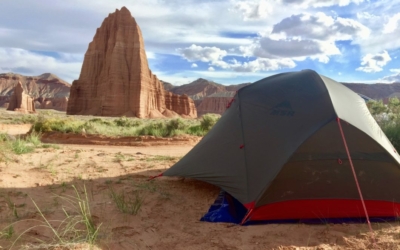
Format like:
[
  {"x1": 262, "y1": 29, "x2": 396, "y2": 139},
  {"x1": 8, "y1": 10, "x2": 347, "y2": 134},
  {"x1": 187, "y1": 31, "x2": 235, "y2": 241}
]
[{"x1": 0, "y1": 0, "x2": 400, "y2": 85}]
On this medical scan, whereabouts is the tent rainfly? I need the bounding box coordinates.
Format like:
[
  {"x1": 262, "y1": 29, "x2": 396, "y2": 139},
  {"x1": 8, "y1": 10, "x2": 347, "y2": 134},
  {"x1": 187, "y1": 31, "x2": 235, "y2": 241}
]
[{"x1": 160, "y1": 69, "x2": 400, "y2": 224}]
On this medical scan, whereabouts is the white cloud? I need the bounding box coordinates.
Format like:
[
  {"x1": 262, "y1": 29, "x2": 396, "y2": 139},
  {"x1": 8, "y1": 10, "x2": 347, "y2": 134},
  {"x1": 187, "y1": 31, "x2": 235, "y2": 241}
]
[
  {"x1": 383, "y1": 13, "x2": 400, "y2": 34},
  {"x1": 390, "y1": 68, "x2": 400, "y2": 73},
  {"x1": 191, "y1": 63, "x2": 198, "y2": 68},
  {"x1": 230, "y1": 58, "x2": 296, "y2": 72},
  {"x1": 356, "y1": 50, "x2": 391, "y2": 73},
  {"x1": 356, "y1": 12, "x2": 378, "y2": 20},
  {"x1": 271, "y1": 12, "x2": 370, "y2": 41},
  {"x1": 382, "y1": 73, "x2": 400, "y2": 83},
  {"x1": 177, "y1": 44, "x2": 227, "y2": 62},
  {"x1": 0, "y1": 47, "x2": 81, "y2": 83},
  {"x1": 240, "y1": 12, "x2": 369, "y2": 63},
  {"x1": 279, "y1": 0, "x2": 365, "y2": 8},
  {"x1": 146, "y1": 51, "x2": 156, "y2": 59},
  {"x1": 231, "y1": 0, "x2": 273, "y2": 20},
  {"x1": 357, "y1": 10, "x2": 400, "y2": 53},
  {"x1": 208, "y1": 67, "x2": 215, "y2": 71}
]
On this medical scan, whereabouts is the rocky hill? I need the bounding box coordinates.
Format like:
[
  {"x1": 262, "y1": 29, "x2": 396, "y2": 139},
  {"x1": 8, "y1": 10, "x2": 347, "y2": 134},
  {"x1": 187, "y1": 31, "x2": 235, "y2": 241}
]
[
  {"x1": 168, "y1": 78, "x2": 250, "y2": 101},
  {"x1": 343, "y1": 82, "x2": 400, "y2": 100},
  {"x1": 0, "y1": 72, "x2": 70, "y2": 98},
  {"x1": 0, "y1": 73, "x2": 71, "y2": 111}
]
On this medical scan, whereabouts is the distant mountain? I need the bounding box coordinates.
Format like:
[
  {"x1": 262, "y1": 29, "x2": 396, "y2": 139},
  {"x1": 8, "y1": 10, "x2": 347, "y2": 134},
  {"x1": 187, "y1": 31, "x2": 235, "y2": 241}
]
[
  {"x1": 166, "y1": 78, "x2": 251, "y2": 100},
  {"x1": 342, "y1": 82, "x2": 400, "y2": 100},
  {"x1": 162, "y1": 80, "x2": 174, "y2": 91},
  {"x1": 0, "y1": 72, "x2": 71, "y2": 98},
  {"x1": 163, "y1": 78, "x2": 251, "y2": 116},
  {"x1": 163, "y1": 77, "x2": 400, "y2": 116}
]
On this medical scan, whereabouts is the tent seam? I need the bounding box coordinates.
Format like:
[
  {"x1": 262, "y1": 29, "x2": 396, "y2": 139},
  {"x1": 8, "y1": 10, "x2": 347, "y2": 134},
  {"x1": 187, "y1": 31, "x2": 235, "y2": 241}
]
[{"x1": 237, "y1": 91, "x2": 251, "y2": 204}]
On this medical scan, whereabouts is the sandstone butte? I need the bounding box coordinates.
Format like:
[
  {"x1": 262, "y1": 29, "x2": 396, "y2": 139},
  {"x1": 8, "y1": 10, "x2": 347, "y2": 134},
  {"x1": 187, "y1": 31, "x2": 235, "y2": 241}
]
[
  {"x1": 6, "y1": 81, "x2": 36, "y2": 113},
  {"x1": 0, "y1": 73, "x2": 71, "y2": 111},
  {"x1": 67, "y1": 7, "x2": 196, "y2": 118}
]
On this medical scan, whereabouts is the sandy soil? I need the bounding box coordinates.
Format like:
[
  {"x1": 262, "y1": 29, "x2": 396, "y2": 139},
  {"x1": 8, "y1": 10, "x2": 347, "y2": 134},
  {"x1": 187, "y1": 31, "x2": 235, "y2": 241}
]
[
  {"x1": 1, "y1": 124, "x2": 400, "y2": 249},
  {"x1": 0, "y1": 124, "x2": 32, "y2": 136}
]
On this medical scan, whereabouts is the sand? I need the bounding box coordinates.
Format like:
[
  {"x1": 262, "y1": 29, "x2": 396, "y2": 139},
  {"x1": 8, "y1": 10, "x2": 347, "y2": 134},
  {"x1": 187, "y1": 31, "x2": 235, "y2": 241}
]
[{"x1": 0, "y1": 124, "x2": 399, "y2": 249}]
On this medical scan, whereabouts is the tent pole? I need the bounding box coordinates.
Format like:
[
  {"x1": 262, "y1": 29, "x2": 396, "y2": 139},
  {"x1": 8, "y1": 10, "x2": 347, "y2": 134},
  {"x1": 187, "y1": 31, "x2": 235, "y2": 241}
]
[{"x1": 337, "y1": 117, "x2": 376, "y2": 243}]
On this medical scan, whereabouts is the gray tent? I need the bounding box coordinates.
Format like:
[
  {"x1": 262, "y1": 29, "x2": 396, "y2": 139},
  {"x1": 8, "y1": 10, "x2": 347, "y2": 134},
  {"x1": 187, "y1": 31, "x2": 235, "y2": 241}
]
[{"x1": 163, "y1": 70, "x2": 400, "y2": 223}]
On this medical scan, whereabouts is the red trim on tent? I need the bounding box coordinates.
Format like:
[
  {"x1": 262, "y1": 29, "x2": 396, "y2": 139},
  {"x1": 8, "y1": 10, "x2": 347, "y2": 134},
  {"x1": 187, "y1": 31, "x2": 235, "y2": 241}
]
[
  {"x1": 245, "y1": 200, "x2": 400, "y2": 221},
  {"x1": 244, "y1": 201, "x2": 255, "y2": 210}
]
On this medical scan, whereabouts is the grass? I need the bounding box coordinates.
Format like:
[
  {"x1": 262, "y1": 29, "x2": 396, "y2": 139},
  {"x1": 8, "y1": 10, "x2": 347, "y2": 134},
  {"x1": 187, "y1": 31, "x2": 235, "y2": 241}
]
[
  {"x1": 5, "y1": 184, "x2": 102, "y2": 249},
  {"x1": 0, "y1": 106, "x2": 220, "y2": 138},
  {"x1": 145, "y1": 155, "x2": 180, "y2": 162},
  {"x1": 0, "y1": 225, "x2": 14, "y2": 240},
  {"x1": 108, "y1": 186, "x2": 143, "y2": 215},
  {"x1": 0, "y1": 132, "x2": 45, "y2": 160},
  {"x1": 4, "y1": 194, "x2": 19, "y2": 219},
  {"x1": 29, "y1": 114, "x2": 220, "y2": 137}
]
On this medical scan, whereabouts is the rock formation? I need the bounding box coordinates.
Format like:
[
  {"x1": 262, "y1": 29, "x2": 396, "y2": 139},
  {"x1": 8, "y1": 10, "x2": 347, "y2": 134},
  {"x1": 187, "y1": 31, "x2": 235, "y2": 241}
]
[
  {"x1": 67, "y1": 7, "x2": 196, "y2": 118},
  {"x1": 37, "y1": 97, "x2": 69, "y2": 111},
  {"x1": 7, "y1": 81, "x2": 36, "y2": 113},
  {"x1": 196, "y1": 92, "x2": 236, "y2": 116},
  {"x1": 164, "y1": 91, "x2": 197, "y2": 118}
]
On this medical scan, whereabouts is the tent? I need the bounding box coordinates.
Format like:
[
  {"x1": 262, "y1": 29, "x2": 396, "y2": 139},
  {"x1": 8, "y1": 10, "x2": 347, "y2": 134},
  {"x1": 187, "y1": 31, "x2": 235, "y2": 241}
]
[{"x1": 161, "y1": 69, "x2": 400, "y2": 224}]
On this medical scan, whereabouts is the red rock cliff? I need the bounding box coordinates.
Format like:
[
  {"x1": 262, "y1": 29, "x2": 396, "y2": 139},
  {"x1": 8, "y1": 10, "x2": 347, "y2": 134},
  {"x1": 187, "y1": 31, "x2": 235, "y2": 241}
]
[
  {"x1": 164, "y1": 91, "x2": 197, "y2": 118},
  {"x1": 67, "y1": 7, "x2": 196, "y2": 118}
]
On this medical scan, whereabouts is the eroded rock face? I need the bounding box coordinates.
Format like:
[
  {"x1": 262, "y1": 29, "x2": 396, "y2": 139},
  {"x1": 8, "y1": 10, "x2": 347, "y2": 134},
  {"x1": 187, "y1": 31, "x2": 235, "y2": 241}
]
[
  {"x1": 164, "y1": 91, "x2": 197, "y2": 118},
  {"x1": 196, "y1": 92, "x2": 235, "y2": 116},
  {"x1": 7, "y1": 81, "x2": 36, "y2": 113},
  {"x1": 67, "y1": 7, "x2": 196, "y2": 118}
]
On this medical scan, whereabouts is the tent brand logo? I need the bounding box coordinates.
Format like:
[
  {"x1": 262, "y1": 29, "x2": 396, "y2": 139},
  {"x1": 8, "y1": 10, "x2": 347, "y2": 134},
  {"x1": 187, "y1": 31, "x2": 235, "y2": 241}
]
[{"x1": 270, "y1": 101, "x2": 295, "y2": 116}]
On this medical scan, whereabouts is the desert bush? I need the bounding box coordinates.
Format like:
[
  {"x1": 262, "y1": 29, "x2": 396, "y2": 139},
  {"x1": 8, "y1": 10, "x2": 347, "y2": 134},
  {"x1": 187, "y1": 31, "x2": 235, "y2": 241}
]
[
  {"x1": 88, "y1": 118, "x2": 113, "y2": 126},
  {"x1": 114, "y1": 116, "x2": 142, "y2": 127},
  {"x1": 200, "y1": 114, "x2": 219, "y2": 131},
  {"x1": 138, "y1": 121, "x2": 167, "y2": 137},
  {"x1": 186, "y1": 125, "x2": 207, "y2": 136},
  {"x1": 33, "y1": 117, "x2": 83, "y2": 133},
  {"x1": 367, "y1": 98, "x2": 400, "y2": 152},
  {"x1": 29, "y1": 114, "x2": 219, "y2": 137}
]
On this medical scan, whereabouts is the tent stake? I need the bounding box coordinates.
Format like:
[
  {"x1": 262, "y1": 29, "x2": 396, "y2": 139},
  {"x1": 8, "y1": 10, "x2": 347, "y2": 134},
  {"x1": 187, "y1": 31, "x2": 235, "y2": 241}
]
[
  {"x1": 240, "y1": 208, "x2": 254, "y2": 225},
  {"x1": 337, "y1": 117, "x2": 376, "y2": 245}
]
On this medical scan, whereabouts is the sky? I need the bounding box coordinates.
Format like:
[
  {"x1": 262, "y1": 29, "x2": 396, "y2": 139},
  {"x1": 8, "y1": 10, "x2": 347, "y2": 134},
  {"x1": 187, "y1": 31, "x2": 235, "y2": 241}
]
[{"x1": 1, "y1": 0, "x2": 400, "y2": 86}]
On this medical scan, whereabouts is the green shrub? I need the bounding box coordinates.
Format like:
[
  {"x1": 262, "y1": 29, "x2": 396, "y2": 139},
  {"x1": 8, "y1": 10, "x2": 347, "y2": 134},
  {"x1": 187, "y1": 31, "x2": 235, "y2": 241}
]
[
  {"x1": 114, "y1": 116, "x2": 142, "y2": 127},
  {"x1": 200, "y1": 114, "x2": 219, "y2": 131},
  {"x1": 138, "y1": 122, "x2": 167, "y2": 137},
  {"x1": 382, "y1": 119, "x2": 400, "y2": 151},
  {"x1": 187, "y1": 125, "x2": 207, "y2": 136}
]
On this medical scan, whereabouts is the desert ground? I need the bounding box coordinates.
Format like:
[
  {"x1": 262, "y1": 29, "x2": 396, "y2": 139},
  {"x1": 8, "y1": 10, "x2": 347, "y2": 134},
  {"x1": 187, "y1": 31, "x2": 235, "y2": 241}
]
[{"x1": 0, "y1": 111, "x2": 400, "y2": 249}]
